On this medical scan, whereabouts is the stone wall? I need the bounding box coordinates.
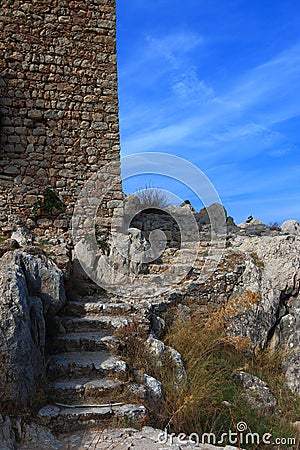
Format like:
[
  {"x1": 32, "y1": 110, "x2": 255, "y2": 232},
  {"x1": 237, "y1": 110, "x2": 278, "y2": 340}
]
[{"x1": 0, "y1": 0, "x2": 122, "y2": 237}]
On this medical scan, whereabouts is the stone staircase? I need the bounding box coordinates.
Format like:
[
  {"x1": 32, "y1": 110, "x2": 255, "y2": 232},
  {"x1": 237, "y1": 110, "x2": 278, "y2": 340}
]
[
  {"x1": 36, "y1": 242, "x2": 226, "y2": 433},
  {"x1": 37, "y1": 291, "x2": 150, "y2": 432},
  {"x1": 146, "y1": 241, "x2": 224, "y2": 282}
]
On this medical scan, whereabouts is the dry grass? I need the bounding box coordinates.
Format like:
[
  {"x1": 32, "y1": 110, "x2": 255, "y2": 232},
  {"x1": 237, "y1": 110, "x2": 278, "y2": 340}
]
[
  {"x1": 159, "y1": 293, "x2": 300, "y2": 448},
  {"x1": 113, "y1": 294, "x2": 300, "y2": 448},
  {"x1": 249, "y1": 252, "x2": 265, "y2": 270}
]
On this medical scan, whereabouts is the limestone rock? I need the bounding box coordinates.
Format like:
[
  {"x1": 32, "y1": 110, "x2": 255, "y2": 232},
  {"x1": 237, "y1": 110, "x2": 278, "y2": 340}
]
[
  {"x1": 235, "y1": 371, "x2": 277, "y2": 413},
  {"x1": 147, "y1": 335, "x2": 186, "y2": 385},
  {"x1": 151, "y1": 313, "x2": 165, "y2": 338},
  {"x1": 228, "y1": 235, "x2": 300, "y2": 393},
  {"x1": 281, "y1": 219, "x2": 300, "y2": 236},
  {"x1": 0, "y1": 415, "x2": 62, "y2": 450},
  {"x1": 237, "y1": 219, "x2": 271, "y2": 236},
  {"x1": 284, "y1": 351, "x2": 300, "y2": 395},
  {"x1": 20, "y1": 249, "x2": 66, "y2": 316},
  {"x1": 159, "y1": 231, "x2": 300, "y2": 396},
  {"x1": 47, "y1": 243, "x2": 72, "y2": 280},
  {"x1": 0, "y1": 250, "x2": 66, "y2": 411},
  {"x1": 238, "y1": 218, "x2": 265, "y2": 228},
  {"x1": 226, "y1": 216, "x2": 239, "y2": 233},
  {"x1": 198, "y1": 203, "x2": 227, "y2": 231},
  {"x1": 0, "y1": 415, "x2": 17, "y2": 450},
  {"x1": 59, "y1": 426, "x2": 241, "y2": 449},
  {"x1": 11, "y1": 226, "x2": 34, "y2": 246},
  {"x1": 143, "y1": 373, "x2": 163, "y2": 398},
  {"x1": 0, "y1": 252, "x2": 45, "y2": 411},
  {"x1": 19, "y1": 422, "x2": 62, "y2": 450},
  {"x1": 0, "y1": 239, "x2": 19, "y2": 258}
]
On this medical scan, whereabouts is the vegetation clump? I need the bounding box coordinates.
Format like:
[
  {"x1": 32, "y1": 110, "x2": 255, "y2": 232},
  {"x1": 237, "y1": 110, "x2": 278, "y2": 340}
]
[
  {"x1": 135, "y1": 184, "x2": 170, "y2": 209},
  {"x1": 32, "y1": 188, "x2": 64, "y2": 215},
  {"x1": 158, "y1": 296, "x2": 300, "y2": 448},
  {"x1": 116, "y1": 293, "x2": 300, "y2": 449}
]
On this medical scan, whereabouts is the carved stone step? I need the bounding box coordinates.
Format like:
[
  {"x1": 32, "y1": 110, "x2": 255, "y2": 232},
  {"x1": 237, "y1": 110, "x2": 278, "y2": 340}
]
[
  {"x1": 38, "y1": 403, "x2": 147, "y2": 432},
  {"x1": 48, "y1": 331, "x2": 119, "y2": 353},
  {"x1": 63, "y1": 300, "x2": 135, "y2": 317},
  {"x1": 47, "y1": 351, "x2": 127, "y2": 380},
  {"x1": 59, "y1": 315, "x2": 131, "y2": 332},
  {"x1": 48, "y1": 377, "x2": 125, "y2": 403}
]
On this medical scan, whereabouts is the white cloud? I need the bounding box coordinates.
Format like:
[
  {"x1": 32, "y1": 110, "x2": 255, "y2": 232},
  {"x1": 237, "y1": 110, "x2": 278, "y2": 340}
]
[
  {"x1": 225, "y1": 43, "x2": 300, "y2": 118},
  {"x1": 120, "y1": 39, "x2": 300, "y2": 212},
  {"x1": 171, "y1": 67, "x2": 214, "y2": 100},
  {"x1": 146, "y1": 31, "x2": 204, "y2": 67}
]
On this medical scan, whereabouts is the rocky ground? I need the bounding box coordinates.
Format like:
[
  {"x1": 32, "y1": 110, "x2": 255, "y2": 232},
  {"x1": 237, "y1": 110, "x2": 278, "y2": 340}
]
[{"x1": 0, "y1": 211, "x2": 300, "y2": 448}]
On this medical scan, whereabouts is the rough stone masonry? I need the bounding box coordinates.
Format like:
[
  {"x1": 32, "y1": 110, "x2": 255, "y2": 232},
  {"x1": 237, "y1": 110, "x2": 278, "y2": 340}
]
[{"x1": 0, "y1": 0, "x2": 122, "y2": 236}]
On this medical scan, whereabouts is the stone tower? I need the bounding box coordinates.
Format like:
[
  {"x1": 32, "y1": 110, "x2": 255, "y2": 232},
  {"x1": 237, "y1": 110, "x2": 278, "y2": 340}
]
[{"x1": 0, "y1": 0, "x2": 122, "y2": 236}]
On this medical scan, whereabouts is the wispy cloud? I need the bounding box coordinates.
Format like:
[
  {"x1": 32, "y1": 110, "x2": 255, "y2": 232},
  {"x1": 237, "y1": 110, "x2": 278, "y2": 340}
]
[
  {"x1": 118, "y1": 30, "x2": 204, "y2": 84},
  {"x1": 146, "y1": 31, "x2": 204, "y2": 67},
  {"x1": 171, "y1": 67, "x2": 215, "y2": 100},
  {"x1": 121, "y1": 41, "x2": 300, "y2": 158},
  {"x1": 118, "y1": 17, "x2": 300, "y2": 222}
]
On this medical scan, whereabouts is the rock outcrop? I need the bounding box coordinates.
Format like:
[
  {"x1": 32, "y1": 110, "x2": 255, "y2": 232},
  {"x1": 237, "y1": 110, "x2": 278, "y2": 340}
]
[
  {"x1": 0, "y1": 414, "x2": 62, "y2": 450},
  {"x1": 1, "y1": 215, "x2": 300, "y2": 447},
  {"x1": 59, "y1": 426, "x2": 242, "y2": 449},
  {"x1": 235, "y1": 371, "x2": 277, "y2": 414},
  {"x1": 0, "y1": 247, "x2": 66, "y2": 411},
  {"x1": 281, "y1": 219, "x2": 300, "y2": 236},
  {"x1": 0, "y1": 419, "x2": 242, "y2": 449},
  {"x1": 145, "y1": 229, "x2": 300, "y2": 396},
  {"x1": 230, "y1": 235, "x2": 300, "y2": 394}
]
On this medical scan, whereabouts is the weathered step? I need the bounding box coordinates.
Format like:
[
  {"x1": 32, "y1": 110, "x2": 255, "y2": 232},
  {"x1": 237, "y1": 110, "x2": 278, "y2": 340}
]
[
  {"x1": 59, "y1": 315, "x2": 131, "y2": 332},
  {"x1": 38, "y1": 403, "x2": 147, "y2": 432},
  {"x1": 147, "y1": 264, "x2": 169, "y2": 274},
  {"x1": 48, "y1": 377, "x2": 125, "y2": 403},
  {"x1": 47, "y1": 351, "x2": 127, "y2": 380},
  {"x1": 63, "y1": 300, "x2": 135, "y2": 317},
  {"x1": 49, "y1": 331, "x2": 119, "y2": 353},
  {"x1": 147, "y1": 263, "x2": 192, "y2": 275}
]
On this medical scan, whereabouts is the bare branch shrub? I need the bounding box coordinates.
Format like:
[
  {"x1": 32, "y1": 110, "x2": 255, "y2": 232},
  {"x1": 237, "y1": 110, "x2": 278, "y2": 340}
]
[{"x1": 135, "y1": 184, "x2": 170, "y2": 209}]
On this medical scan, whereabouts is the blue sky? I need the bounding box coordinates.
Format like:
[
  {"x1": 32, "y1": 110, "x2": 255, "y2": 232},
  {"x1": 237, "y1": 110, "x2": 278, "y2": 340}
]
[{"x1": 116, "y1": 0, "x2": 300, "y2": 224}]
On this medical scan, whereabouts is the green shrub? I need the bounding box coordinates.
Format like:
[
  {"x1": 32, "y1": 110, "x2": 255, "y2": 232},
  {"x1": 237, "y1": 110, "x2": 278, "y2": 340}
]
[{"x1": 32, "y1": 188, "x2": 64, "y2": 215}]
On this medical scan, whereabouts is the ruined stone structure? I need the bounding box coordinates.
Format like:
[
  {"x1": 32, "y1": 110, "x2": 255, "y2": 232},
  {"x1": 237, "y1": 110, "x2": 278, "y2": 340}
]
[{"x1": 0, "y1": 0, "x2": 122, "y2": 236}]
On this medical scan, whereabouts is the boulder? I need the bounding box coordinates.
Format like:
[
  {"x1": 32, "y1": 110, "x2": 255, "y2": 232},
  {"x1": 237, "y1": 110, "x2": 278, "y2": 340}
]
[
  {"x1": 47, "y1": 243, "x2": 72, "y2": 280},
  {"x1": 281, "y1": 219, "x2": 300, "y2": 236},
  {"x1": 146, "y1": 335, "x2": 186, "y2": 385},
  {"x1": 20, "y1": 249, "x2": 66, "y2": 316},
  {"x1": 198, "y1": 203, "x2": 227, "y2": 231},
  {"x1": 143, "y1": 373, "x2": 163, "y2": 398},
  {"x1": 0, "y1": 415, "x2": 62, "y2": 450},
  {"x1": 238, "y1": 218, "x2": 265, "y2": 228},
  {"x1": 11, "y1": 226, "x2": 34, "y2": 246},
  {"x1": 0, "y1": 239, "x2": 19, "y2": 258},
  {"x1": 237, "y1": 219, "x2": 271, "y2": 236},
  {"x1": 235, "y1": 371, "x2": 277, "y2": 414},
  {"x1": 284, "y1": 351, "x2": 300, "y2": 395},
  {"x1": 0, "y1": 415, "x2": 17, "y2": 450}
]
